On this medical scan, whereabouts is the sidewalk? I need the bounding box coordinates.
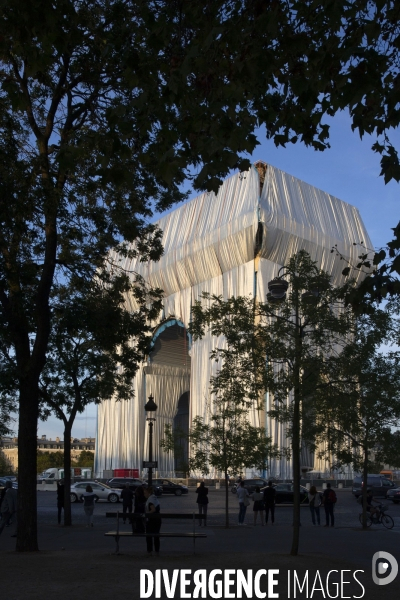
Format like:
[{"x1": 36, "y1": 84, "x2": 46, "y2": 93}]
[{"x1": 1, "y1": 518, "x2": 399, "y2": 599}]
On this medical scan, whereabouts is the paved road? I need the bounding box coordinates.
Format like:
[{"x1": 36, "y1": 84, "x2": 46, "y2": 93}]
[
  {"x1": 1, "y1": 487, "x2": 399, "y2": 600},
  {"x1": 36, "y1": 486, "x2": 400, "y2": 529}
]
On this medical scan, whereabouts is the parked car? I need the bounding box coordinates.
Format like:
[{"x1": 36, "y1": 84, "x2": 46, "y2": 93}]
[
  {"x1": 0, "y1": 477, "x2": 18, "y2": 490},
  {"x1": 106, "y1": 477, "x2": 163, "y2": 496},
  {"x1": 386, "y1": 487, "x2": 400, "y2": 504},
  {"x1": 231, "y1": 478, "x2": 269, "y2": 494},
  {"x1": 261, "y1": 483, "x2": 311, "y2": 504},
  {"x1": 352, "y1": 474, "x2": 396, "y2": 498},
  {"x1": 0, "y1": 475, "x2": 17, "y2": 482},
  {"x1": 70, "y1": 481, "x2": 121, "y2": 503},
  {"x1": 106, "y1": 476, "x2": 143, "y2": 488},
  {"x1": 151, "y1": 478, "x2": 188, "y2": 496}
]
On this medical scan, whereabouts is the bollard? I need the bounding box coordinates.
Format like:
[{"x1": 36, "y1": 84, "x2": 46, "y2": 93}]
[
  {"x1": 322, "y1": 483, "x2": 327, "y2": 490},
  {"x1": 215, "y1": 482, "x2": 220, "y2": 489},
  {"x1": 338, "y1": 483, "x2": 343, "y2": 489},
  {"x1": 306, "y1": 483, "x2": 311, "y2": 490}
]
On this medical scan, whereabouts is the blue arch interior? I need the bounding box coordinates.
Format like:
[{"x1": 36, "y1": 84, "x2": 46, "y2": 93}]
[{"x1": 149, "y1": 318, "x2": 192, "y2": 352}]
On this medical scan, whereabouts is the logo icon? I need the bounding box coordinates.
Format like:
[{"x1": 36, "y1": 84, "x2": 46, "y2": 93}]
[{"x1": 372, "y1": 551, "x2": 398, "y2": 586}]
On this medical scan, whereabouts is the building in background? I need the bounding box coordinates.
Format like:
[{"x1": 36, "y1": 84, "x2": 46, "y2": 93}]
[
  {"x1": 95, "y1": 161, "x2": 372, "y2": 480},
  {"x1": 0, "y1": 435, "x2": 95, "y2": 472}
]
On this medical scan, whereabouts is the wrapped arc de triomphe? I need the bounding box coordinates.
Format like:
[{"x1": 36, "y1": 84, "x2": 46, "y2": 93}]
[{"x1": 94, "y1": 161, "x2": 372, "y2": 479}]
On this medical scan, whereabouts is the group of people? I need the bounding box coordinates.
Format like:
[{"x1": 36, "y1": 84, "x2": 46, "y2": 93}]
[
  {"x1": 110, "y1": 483, "x2": 161, "y2": 555},
  {"x1": 57, "y1": 480, "x2": 161, "y2": 554},
  {"x1": 236, "y1": 480, "x2": 338, "y2": 527},
  {"x1": 308, "y1": 483, "x2": 337, "y2": 526},
  {"x1": 237, "y1": 481, "x2": 277, "y2": 526}
]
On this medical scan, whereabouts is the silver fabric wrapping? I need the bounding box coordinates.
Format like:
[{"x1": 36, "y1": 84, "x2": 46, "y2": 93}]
[{"x1": 95, "y1": 164, "x2": 372, "y2": 479}]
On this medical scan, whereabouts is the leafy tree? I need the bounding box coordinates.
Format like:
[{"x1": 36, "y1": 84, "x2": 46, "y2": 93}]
[
  {"x1": 190, "y1": 251, "x2": 353, "y2": 554},
  {"x1": 0, "y1": 392, "x2": 15, "y2": 437},
  {"x1": 37, "y1": 451, "x2": 65, "y2": 473},
  {"x1": 376, "y1": 431, "x2": 400, "y2": 470},
  {"x1": 72, "y1": 451, "x2": 94, "y2": 469},
  {"x1": 36, "y1": 451, "x2": 94, "y2": 474},
  {"x1": 333, "y1": 222, "x2": 400, "y2": 311},
  {"x1": 312, "y1": 306, "x2": 400, "y2": 528},
  {"x1": 0, "y1": 448, "x2": 13, "y2": 474},
  {"x1": 2, "y1": 0, "x2": 400, "y2": 552},
  {"x1": 0, "y1": 0, "x2": 193, "y2": 551},
  {"x1": 38, "y1": 274, "x2": 162, "y2": 525},
  {"x1": 162, "y1": 344, "x2": 278, "y2": 528}
]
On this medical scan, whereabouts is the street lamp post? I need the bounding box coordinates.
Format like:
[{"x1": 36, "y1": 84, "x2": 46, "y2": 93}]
[
  {"x1": 267, "y1": 266, "x2": 313, "y2": 556},
  {"x1": 144, "y1": 394, "x2": 158, "y2": 486}
]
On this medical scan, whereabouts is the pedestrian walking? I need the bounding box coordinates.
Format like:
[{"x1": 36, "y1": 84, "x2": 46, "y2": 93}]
[
  {"x1": 144, "y1": 486, "x2": 161, "y2": 555},
  {"x1": 322, "y1": 483, "x2": 337, "y2": 527},
  {"x1": 196, "y1": 482, "x2": 209, "y2": 527},
  {"x1": 133, "y1": 486, "x2": 146, "y2": 532},
  {"x1": 80, "y1": 484, "x2": 99, "y2": 528},
  {"x1": 251, "y1": 486, "x2": 265, "y2": 526},
  {"x1": 308, "y1": 485, "x2": 321, "y2": 525},
  {"x1": 263, "y1": 481, "x2": 276, "y2": 525},
  {"x1": 56, "y1": 479, "x2": 65, "y2": 525},
  {"x1": 237, "y1": 481, "x2": 250, "y2": 525},
  {"x1": 0, "y1": 481, "x2": 17, "y2": 537},
  {"x1": 121, "y1": 484, "x2": 134, "y2": 524}
]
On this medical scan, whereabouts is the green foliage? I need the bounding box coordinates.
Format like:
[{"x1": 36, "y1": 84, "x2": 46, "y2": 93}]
[
  {"x1": 311, "y1": 303, "x2": 400, "y2": 527},
  {"x1": 36, "y1": 450, "x2": 94, "y2": 473},
  {"x1": 377, "y1": 431, "x2": 400, "y2": 469},
  {"x1": 37, "y1": 451, "x2": 65, "y2": 473},
  {"x1": 314, "y1": 307, "x2": 400, "y2": 474},
  {"x1": 334, "y1": 222, "x2": 400, "y2": 308},
  {"x1": 0, "y1": 448, "x2": 13, "y2": 474},
  {"x1": 190, "y1": 250, "x2": 354, "y2": 551},
  {"x1": 1, "y1": 0, "x2": 400, "y2": 550},
  {"x1": 161, "y1": 330, "x2": 279, "y2": 526},
  {"x1": 39, "y1": 274, "x2": 163, "y2": 424},
  {"x1": 72, "y1": 451, "x2": 94, "y2": 469},
  {"x1": 35, "y1": 273, "x2": 162, "y2": 526},
  {"x1": 160, "y1": 425, "x2": 189, "y2": 476}
]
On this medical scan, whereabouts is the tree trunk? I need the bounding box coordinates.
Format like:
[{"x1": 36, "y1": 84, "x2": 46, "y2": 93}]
[
  {"x1": 224, "y1": 468, "x2": 229, "y2": 528},
  {"x1": 291, "y1": 390, "x2": 301, "y2": 556},
  {"x1": 16, "y1": 383, "x2": 40, "y2": 551},
  {"x1": 361, "y1": 443, "x2": 369, "y2": 529},
  {"x1": 63, "y1": 424, "x2": 73, "y2": 526},
  {"x1": 290, "y1": 302, "x2": 301, "y2": 557}
]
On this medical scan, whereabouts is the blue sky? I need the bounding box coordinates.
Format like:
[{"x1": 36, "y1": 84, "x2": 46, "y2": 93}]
[{"x1": 38, "y1": 111, "x2": 399, "y2": 441}]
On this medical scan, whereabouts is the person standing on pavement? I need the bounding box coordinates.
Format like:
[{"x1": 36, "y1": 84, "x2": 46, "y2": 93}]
[
  {"x1": 56, "y1": 479, "x2": 65, "y2": 525},
  {"x1": 237, "y1": 481, "x2": 249, "y2": 525},
  {"x1": 196, "y1": 481, "x2": 209, "y2": 526},
  {"x1": 121, "y1": 484, "x2": 134, "y2": 524},
  {"x1": 322, "y1": 482, "x2": 336, "y2": 527},
  {"x1": 133, "y1": 486, "x2": 146, "y2": 532},
  {"x1": 263, "y1": 481, "x2": 276, "y2": 525},
  {"x1": 251, "y1": 486, "x2": 265, "y2": 526},
  {"x1": 308, "y1": 485, "x2": 321, "y2": 526},
  {"x1": 80, "y1": 484, "x2": 99, "y2": 528},
  {"x1": 144, "y1": 486, "x2": 161, "y2": 555},
  {"x1": 0, "y1": 481, "x2": 17, "y2": 537}
]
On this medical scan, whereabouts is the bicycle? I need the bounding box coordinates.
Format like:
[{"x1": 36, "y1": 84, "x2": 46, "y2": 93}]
[{"x1": 358, "y1": 504, "x2": 394, "y2": 529}]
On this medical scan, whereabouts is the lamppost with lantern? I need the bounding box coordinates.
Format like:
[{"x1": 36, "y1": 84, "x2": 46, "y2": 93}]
[
  {"x1": 144, "y1": 394, "x2": 158, "y2": 486},
  {"x1": 266, "y1": 256, "x2": 329, "y2": 555}
]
